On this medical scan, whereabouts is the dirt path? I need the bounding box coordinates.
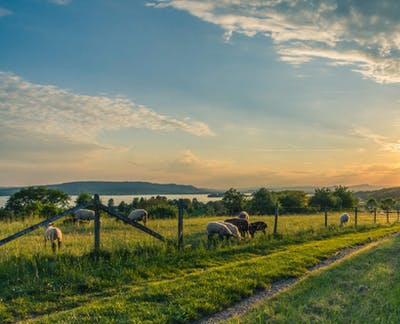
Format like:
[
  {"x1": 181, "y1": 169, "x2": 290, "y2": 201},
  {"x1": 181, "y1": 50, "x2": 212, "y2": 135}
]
[{"x1": 193, "y1": 232, "x2": 399, "y2": 324}]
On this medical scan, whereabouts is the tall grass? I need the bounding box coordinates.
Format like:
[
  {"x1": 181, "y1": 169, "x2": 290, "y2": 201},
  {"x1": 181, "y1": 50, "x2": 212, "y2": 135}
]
[{"x1": 0, "y1": 213, "x2": 398, "y2": 323}]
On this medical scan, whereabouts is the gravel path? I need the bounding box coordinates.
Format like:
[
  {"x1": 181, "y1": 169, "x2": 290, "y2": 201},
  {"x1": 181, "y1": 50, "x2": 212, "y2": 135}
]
[{"x1": 193, "y1": 233, "x2": 399, "y2": 324}]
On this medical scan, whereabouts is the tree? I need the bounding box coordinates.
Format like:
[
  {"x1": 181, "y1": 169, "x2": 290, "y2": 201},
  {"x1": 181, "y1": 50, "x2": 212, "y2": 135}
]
[
  {"x1": 366, "y1": 198, "x2": 378, "y2": 211},
  {"x1": 222, "y1": 188, "x2": 245, "y2": 215},
  {"x1": 75, "y1": 192, "x2": 93, "y2": 206},
  {"x1": 148, "y1": 205, "x2": 177, "y2": 219},
  {"x1": 380, "y1": 197, "x2": 396, "y2": 211},
  {"x1": 308, "y1": 187, "x2": 337, "y2": 210},
  {"x1": 249, "y1": 188, "x2": 277, "y2": 215},
  {"x1": 5, "y1": 186, "x2": 70, "y2": 218},
  {"x1": 333, "y1": 186, "x2": 358, "y2": 209},
  {"x1": 278, "y1": 190, "x2": 308, "y2": 213}
]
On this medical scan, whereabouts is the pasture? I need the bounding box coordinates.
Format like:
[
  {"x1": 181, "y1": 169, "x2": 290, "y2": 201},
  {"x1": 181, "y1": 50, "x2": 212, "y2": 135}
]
[
  {"x1": 224, "y1": 234, "x2": 400, "y2": 324},
  {"x1": 0, "y1": 212, "x2": 399, "y2": 323}
]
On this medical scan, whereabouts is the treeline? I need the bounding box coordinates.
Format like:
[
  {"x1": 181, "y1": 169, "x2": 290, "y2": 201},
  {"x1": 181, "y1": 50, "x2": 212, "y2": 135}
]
[{"x1": 1, "y1": 185, "x2": 399, "y2": 221}]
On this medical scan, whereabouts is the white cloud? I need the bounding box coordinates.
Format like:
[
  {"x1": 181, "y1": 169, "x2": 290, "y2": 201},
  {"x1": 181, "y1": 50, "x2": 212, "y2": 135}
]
[
  {"x1": 351, "y1": 126, "x2": 400, "y2": 153},
  {"x1": 0, "y1": 71, "x2": 215, "y2": 147},
  {"x1": 0, "y1": 7, "x2": 12, "y2": 16},
  {"x1": 48, "y1": 0, "x2": 72, "y2": 5},
  {"x1": 148, "y1": 0, "x2": 400, "y2": 84}
]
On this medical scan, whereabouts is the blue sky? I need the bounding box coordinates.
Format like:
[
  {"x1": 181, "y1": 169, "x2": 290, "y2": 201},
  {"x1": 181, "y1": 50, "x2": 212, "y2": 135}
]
[{"x1": 1, "y1": 0, "x2": 400, "y2": 189}]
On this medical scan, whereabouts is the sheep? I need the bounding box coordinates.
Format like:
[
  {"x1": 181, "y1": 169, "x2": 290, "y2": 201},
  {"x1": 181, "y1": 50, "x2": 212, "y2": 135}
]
[
  {"x1": 73, "y1": 208, "x2": 95, "y2": 225},
  {"x1": 249, "y1": 221, "x2": 268, "y2": 237},
  {"x1": 224, "y1": 218, "x2": 250, "y2": 237},
  {"x1": 238, "y1": 211, "x2": 250, "y2": 221},
  {"x1": 127, "y1": 209, "x2": 148, "y2": 225},
  {"x1": 219, "y1": 221, "x2": 241, "y2": 239},
  {"x1": 339, "y1": 213, "x2": 350, "y2": 227},
  {"x1": 206, "y1": 221, "x2": 235, "y2": 241},
  {"x1": 44, "y1": 223, "x2": 62, "y2": 252}
]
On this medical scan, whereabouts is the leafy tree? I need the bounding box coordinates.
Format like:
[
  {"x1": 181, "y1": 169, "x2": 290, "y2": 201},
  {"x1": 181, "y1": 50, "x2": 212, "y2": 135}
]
[
  {"x1": 308, "y1": 187, "x2": 338, "y2": 210},
  {"x1": 333, "y1": 185, "x2": 358, "y2": 209},
  {"x1": 380, "y1": 197, "x2": 396, "y2": 211},
  {"x1": 5, "y1": 186, "x2": 70, "y2": 218},
  {"x1": 249, "y1": 188, "x2": 277, "y2": 215},
  {"x1": 75, "y1": 192, "x2": 93, "y2": 206},
  {"x1": 278, "y1": 190, "x2": 308, "y2": 213},
  {"x1": 148, "y1": 205, "x2": 177, "y2": 219},
  {"x1": 117, "y1": 201, "x2": 129, "y2": 214},
  {"x1": 366, "y1": 198, "x2": 378, "y2": 211},
  {"x1": 222, "y1": 188, "x2": 245, "y2": 215}
]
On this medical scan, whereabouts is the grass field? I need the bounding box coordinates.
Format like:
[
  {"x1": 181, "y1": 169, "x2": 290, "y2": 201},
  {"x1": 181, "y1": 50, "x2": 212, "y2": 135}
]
[
  {"x1": 224, "y1": 234, "x2": 400, "y2": 324},
  {"x1": 0, "y1": 212, "x2": 399, "y2": 323}
]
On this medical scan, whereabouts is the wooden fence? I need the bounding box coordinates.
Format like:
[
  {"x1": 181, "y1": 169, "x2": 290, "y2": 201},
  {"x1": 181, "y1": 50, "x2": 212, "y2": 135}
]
[{"x1": 0, "y1": 194, "x2": 185, "y2": 252}]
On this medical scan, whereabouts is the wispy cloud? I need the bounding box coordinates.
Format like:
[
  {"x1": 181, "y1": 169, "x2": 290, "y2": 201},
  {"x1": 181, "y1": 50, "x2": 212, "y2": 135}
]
[
  {"x1": 0, "y1": 71, "x2": 215, "y2": 147},
  {"x1": 0, "y1": 7, "x2": 12, "y2": 16},
  {"x1": 148, "y1": 0, "x2": 400, "y2": 84},
  {"x1": 351, "y1": 126, "x2": 400, "y2": 152},
  {"x1": 48, "y1": 0, "x2": 72, "y2": 5}
]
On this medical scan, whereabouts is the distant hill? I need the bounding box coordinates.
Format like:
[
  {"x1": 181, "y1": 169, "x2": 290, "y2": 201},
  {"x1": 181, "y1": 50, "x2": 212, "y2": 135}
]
[
  {"x1": 355, "y1": 187, "x2": 400, "y2": 202},
  {"x1": 0, "y1": 181, "x2": 211, "y2": 196}
]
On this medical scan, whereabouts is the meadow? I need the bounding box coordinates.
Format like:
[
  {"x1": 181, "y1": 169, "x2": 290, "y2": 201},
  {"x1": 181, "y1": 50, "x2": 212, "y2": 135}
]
[
  {"x1": 0, "y1": 211, "x2": 399, "y2": 323},
  {"x1": 224, "y1": 233, "x2": 400, "y2": 324}
]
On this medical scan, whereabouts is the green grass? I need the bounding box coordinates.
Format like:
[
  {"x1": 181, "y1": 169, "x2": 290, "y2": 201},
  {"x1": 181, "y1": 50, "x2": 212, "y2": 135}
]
[
  {"x1": 223, "y1": 234, "x2": 400, "y2": 324},
  {"x1": 0, "y1": 214, "x2": 399, "y2": 323}
]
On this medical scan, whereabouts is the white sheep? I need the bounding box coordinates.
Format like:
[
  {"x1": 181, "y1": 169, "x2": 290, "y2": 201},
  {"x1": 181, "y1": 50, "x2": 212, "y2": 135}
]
[
  {"x1": 339, "y1": 213, "x2": 350, "y2": 227},
  {"x1": 127, "y1": 209, "x2": 148, "y2": 225},
  {"x1": 238, "y1": 211, "x2": 250, "y2": 221},
  {"x1": 73, "y1": 209, "x2": 95, "y2": 225},
  {"x1": 206, "y1": 221, "x2": 234, "y2": 241},
  {"x1": 218, "y1": 221, "x2": 241, "y2": 239},
  {"x1": 44, "y1": 223, "x2": 62, "y2": 252}
]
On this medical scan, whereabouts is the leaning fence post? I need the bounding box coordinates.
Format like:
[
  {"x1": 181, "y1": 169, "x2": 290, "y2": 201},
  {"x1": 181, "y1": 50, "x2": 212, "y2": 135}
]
[
  {"x1": 177, "y1": 199, "x2": 184, "y2": 249},
  {"x1": 354, "y1": 207, "x2": 358, "y2": 228},
  {"x1": 324, "y1": 207, "x2": 328, "y2": 227},
  {"x1": 94, "y1": 194, "x2": 101, "y2": 253},
  {"x1": 374, "y1": 208, "x2": 377, "y2": 224},
  {"x1": 273, "y1": 204, "x2": 279, "y2": 235}
]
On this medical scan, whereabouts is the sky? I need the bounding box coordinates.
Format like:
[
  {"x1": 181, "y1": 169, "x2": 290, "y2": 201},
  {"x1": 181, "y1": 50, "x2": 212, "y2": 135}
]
[{"x1": 0, "y1": 0, "x2": 400, "y2": 190}]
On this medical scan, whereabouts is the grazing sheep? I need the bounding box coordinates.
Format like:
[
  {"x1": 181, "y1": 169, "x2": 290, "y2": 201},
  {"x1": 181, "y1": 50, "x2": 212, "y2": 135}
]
[
  {"x1": 339, "y1": 213, "x2": 350, "y2": 227},
  {"x1": 219, "y1": 221, "x2": 241, "y2": 239},
  {"x1": 249, "y1": 221, "x2": 268, "y2": 237},
  {"x1": 44, "y1": 223, "x2": 62, "y2": 252},
  {"x1": 238, "y1": 211, "x2": 250, "y2": 221},
  {"x1": 127, "y1": 209, "x2": 148, "y2": 225},
  {"x1": 73, "y1": 209, "x2": 94, "y2": 225},
  {"x1": 224, "y1": 218, "x2": 250, "y2": 237},
  {"x1": 206, "y1": 221, "x2": 235, "y2": 241}
]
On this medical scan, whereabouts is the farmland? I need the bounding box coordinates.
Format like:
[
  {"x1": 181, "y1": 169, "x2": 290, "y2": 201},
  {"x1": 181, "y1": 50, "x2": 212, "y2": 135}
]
[{"x1": 0, "y1": 213, "x2": 399, "y2": 323}]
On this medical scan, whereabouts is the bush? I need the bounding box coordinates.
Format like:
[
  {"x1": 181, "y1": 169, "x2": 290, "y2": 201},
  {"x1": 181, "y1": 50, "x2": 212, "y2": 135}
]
[{"x1": 148, "y1": 205, "x2": 178, "y2": 219}]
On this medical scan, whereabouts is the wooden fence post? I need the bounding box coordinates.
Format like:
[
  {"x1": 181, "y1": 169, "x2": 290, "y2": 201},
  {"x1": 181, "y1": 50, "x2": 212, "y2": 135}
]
[
  {"x1": 397, "y1": 209, "x2": 399, "y2": 222},
  {"x1": 354, "y1": 207, "x2": 358, "y2": 228},
  {"x1": 94, "y1": 194, "x2": 101, "y2": 253},
  {"x1": 324, "y1": 207, "x2": 328, "y2": 227},
  {"x1": 177, "y1": 199, "x2": 184, "y2": 249},
  {"x1": 374, "y1": 208, "x2": 377, "y2": 224},
  {"x1": 273, "y1": 204, "x2": 279, "y2": 235},
  {"x1": 386, "y1": 209, "x2": 390, "y2": 223}
]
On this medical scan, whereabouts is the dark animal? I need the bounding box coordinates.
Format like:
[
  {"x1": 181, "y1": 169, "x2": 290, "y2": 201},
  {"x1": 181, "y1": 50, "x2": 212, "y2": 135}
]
[
  {"x1": 224, "y1": 218, "x2": 250, "y2": 237},
  {"x1": 249, "y1": 221, "x2": 267, "y2": 237},
  {"x1": 339, "y1": 213, "x2": 350, "y2": 227}
]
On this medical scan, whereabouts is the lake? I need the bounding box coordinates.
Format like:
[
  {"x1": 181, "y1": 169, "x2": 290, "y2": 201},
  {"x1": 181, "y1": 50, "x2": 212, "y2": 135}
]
[{"x1": 0, "y1": 194, "x2": 222, "y2": 209}]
